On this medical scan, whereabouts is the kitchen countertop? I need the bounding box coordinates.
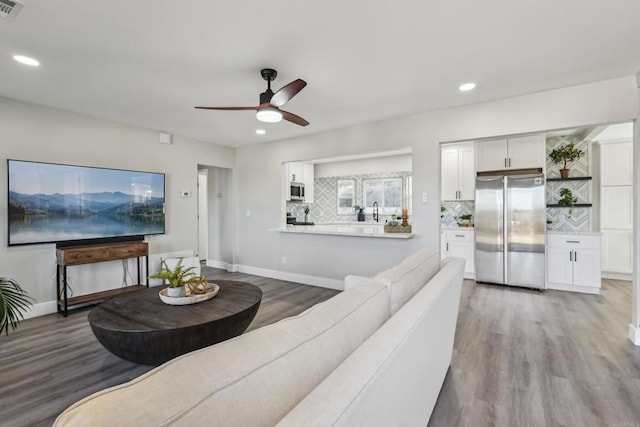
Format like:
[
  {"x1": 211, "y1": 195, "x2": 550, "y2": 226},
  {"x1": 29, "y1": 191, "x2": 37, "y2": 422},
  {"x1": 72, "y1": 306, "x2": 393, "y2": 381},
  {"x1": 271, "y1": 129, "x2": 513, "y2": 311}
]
[
  {"x1": 441, "y1": 226, "x2": 475, "y2": 231},
  {"x1": 547, "y1": 230, "x2": 601, "y2": 236},
  {"x1": 273, "y1": 223, "x2": 414, "y2": 239}
]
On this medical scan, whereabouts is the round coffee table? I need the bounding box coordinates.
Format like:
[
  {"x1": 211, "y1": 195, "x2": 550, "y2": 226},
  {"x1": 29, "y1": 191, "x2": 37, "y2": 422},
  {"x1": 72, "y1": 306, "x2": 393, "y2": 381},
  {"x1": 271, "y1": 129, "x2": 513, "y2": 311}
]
[{"x1": 88, "y1": 280, "x2": 263, "y2": 365}]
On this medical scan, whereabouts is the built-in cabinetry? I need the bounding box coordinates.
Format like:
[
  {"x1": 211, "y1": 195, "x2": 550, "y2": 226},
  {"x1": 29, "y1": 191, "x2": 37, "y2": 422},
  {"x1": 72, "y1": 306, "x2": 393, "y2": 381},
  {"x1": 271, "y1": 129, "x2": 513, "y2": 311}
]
[
  {"x1": 476, "y1": 134, "x2": 544, "y2": 172},
  {"x1": 441, "y1": 142, "x2": 475, "y2": 200},
  {"x1": 546, "y1": 233, "x2": 601, "y2": 294},
  {"x1": 284, "y1": 162, "x2": 315, "y2": 203},
  {"x1": 441, "y1": 228, "x2": 475, "y2": 279},
  {"x1": 598, "y1": 140, "x2": 633, "y2": 278}
]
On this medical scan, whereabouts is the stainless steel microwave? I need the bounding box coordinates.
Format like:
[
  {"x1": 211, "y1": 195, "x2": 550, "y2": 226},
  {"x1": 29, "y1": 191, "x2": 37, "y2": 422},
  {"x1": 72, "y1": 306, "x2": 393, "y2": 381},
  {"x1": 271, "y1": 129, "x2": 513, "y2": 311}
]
[{"x1": 290, "y1": 181, "x2": 305, "y2": 201}]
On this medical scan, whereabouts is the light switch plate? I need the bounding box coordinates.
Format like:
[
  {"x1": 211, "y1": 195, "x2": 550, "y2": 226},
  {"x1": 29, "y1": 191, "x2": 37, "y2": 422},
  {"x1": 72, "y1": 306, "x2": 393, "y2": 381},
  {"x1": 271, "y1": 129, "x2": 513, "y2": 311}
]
[{"x1": 422, "y1": 192, "x2": 428, "y2": 203}]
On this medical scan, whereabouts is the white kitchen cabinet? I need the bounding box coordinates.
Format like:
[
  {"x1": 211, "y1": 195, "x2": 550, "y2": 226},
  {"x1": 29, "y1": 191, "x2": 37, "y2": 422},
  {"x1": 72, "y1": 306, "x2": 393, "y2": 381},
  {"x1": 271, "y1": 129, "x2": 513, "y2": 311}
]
[
  {"x1": 600, "y1": 141, "x2": 633, "y2": 186},
  {"x1": 601, "y1": 230, "x2": 633, "y2": 274},
  {"x1": 546, "y1": 233, "x2": 601, "y2": 294},
  {"x1": 443, "y1": 229, "x2": 475, "y2": 278},
  {"x1": 476, "y1": 134, "x2": 544, "y2": 172},
  {"x1": 441, "y1": 143, "x2": 475, "y2": 201},
  {"x1": 284, "y1": 162, "x2": 315, "y2": 203},
  {"x1": 601, "y1": 186, "x2": 633, "y2": 229}
]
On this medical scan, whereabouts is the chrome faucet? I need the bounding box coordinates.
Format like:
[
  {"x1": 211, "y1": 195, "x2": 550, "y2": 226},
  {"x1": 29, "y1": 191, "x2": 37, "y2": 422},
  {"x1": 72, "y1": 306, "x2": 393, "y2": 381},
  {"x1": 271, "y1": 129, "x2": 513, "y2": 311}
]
[{"x1": 373, "y1": 201, "x2": 379, "y2": 222}]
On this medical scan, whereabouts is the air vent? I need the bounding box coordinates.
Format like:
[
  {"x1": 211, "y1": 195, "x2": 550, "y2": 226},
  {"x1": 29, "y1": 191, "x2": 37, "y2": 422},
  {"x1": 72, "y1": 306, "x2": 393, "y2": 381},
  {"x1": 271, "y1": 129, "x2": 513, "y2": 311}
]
[{"x1": 0, "y1": 0, "x2": 24, "y2": 21}]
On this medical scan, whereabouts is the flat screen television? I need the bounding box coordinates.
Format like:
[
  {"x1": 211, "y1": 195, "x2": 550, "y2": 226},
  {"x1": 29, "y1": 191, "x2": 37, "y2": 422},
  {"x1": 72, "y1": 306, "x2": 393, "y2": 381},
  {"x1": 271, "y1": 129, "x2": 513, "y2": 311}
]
[{"x1": 7, "y1": 160, "x2": 165, "y2": 246}]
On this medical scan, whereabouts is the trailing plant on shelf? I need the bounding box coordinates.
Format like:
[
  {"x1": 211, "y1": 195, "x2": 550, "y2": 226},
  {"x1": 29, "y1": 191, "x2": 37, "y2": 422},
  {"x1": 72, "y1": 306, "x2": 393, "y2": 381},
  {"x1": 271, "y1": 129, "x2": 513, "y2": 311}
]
[
  {"x1": 549, "y1": 142, "x2": 584, "y2": 178},
  {"x1": 0, "y1": 277, "x2": 34, "y2": 335},
  {"x1": 558, "y1": 187, "x2": 578, "y2": 217}
]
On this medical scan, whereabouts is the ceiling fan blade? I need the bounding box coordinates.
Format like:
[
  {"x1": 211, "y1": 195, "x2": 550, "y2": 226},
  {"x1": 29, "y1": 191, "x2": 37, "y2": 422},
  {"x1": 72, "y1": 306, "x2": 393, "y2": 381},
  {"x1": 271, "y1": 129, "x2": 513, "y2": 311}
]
[
  {"x1": 281, "y1": 110, "x2": 310, "y2": 127},
  {"x1": 269, "y1": 79, "x2": 307, "y2": 108},
  {"x1": 194, "y1": 106, "x2": 259, "y2": 110}
]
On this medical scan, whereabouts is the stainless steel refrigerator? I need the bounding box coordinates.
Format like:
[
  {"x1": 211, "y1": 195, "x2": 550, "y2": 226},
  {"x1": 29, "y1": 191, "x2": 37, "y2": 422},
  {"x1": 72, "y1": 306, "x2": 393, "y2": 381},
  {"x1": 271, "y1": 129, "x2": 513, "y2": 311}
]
[{"x1": 474, "y1": 173, "x2": 546, "y2": 289}]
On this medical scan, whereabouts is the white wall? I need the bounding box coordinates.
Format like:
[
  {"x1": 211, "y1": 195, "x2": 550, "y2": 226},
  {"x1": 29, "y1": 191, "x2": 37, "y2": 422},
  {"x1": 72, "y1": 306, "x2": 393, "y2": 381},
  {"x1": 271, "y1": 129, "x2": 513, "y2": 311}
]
[
  {"x1": 205, "y1": 165, "x2": 233, "y2": 267},
  {"x1": 0, "y1": 96, "x2": 235, "y2": 315},
  {"x1": 235, "y1": 77, "x2": 638, "y2": 284},
  {"x1": 314, "y1": 154, "x2": 412, "y2": 178}
]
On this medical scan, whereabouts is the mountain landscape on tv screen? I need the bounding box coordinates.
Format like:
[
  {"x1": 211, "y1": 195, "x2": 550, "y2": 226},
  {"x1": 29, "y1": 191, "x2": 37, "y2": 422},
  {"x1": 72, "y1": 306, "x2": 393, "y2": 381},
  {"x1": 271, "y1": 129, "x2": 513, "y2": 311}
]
[{"x1": 8, "y1": 191, "x2": 164, "y2": 217}]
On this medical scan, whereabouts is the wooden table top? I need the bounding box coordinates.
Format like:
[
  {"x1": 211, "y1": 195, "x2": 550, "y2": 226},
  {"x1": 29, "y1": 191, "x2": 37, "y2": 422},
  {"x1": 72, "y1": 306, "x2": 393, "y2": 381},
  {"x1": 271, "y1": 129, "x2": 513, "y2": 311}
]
[{"x1": 88, "y1": 280, "x2": 263, "y2": 332}]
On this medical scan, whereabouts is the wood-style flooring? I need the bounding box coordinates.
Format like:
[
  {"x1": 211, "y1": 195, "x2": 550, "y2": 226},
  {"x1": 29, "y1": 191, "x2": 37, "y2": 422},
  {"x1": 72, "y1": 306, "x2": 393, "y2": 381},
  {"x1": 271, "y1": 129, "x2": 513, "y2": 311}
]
[
  {"x1": 0, "y1": 268, "x2": 339, "y2": 427},
  {"x1": 429, "y1": 278, "x2": 640, "y2": 427},
  {"x1": 1, "y1": 270, "x2": 639, "y2": 426}
]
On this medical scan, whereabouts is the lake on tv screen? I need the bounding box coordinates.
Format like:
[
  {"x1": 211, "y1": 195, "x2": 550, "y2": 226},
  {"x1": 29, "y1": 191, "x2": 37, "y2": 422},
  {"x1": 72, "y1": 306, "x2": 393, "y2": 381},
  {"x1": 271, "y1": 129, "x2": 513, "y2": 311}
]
[{"x1": 9, "y1": 214, "x2": 165, "y2": 244}]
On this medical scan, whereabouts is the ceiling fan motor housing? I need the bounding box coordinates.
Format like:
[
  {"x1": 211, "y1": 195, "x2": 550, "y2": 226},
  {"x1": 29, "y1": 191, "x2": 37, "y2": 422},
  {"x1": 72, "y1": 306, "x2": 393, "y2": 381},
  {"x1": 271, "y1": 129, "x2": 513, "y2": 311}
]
[{"x1": 259, "y1": 90, "x2": 274, "y2": 104}]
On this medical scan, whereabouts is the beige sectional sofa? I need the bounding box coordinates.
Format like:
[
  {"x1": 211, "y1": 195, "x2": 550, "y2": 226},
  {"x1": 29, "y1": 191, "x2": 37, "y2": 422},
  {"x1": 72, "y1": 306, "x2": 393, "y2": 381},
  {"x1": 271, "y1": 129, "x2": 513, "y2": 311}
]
[{"x1": 55, "y1": 249, "x2": 465, "y2": 427}]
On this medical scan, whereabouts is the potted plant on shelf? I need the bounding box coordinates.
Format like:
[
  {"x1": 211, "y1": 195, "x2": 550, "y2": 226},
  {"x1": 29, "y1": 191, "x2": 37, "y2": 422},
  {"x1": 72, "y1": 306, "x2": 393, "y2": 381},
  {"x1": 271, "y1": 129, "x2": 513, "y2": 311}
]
[
  {"x1": 0, "y1": 276, "x2": 34, "y2": 335},
  {"x1": 354, "y1": 205, "x2": 365, "y2": 222},
  {"x1": 559, "y1": 187, "x2": 578, "y2": 217},
  {"x1": 149, "y1": 258, "x2": 197, "y2": 298},
  {"x1": 549, "y1": 142, "x2": 584, "y2": 178},
  {"x1": 456, "y1": 213, "x2": 473, "y2": 227}
]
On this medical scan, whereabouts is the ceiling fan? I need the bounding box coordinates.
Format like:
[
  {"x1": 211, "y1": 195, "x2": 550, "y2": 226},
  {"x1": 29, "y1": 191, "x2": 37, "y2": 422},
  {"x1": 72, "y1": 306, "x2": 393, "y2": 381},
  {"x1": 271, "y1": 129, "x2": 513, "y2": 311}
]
[{"x1": 195, "y1": 68, "x2": 309, "y2": 127}]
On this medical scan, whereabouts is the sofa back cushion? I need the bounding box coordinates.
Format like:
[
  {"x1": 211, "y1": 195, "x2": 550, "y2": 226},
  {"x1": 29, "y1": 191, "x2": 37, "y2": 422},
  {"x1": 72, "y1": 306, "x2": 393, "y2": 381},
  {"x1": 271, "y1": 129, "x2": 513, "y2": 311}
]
[
  {"x1": 54, "y1": 279, "x2": 390, "y2": 427},
  {"x1": 373, "y1": 247, "x2": 441, "y2": 314},
  {"x1": 276, "y1": 257, "x2": 465, "y2": 427}
]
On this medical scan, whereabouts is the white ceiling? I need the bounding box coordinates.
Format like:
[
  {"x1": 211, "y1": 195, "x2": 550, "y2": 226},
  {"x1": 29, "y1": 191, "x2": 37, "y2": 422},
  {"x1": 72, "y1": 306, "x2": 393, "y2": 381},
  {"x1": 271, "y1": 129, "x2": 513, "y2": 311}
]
[{"x1": 1, "y1": 1, "x2": 639, "y2": 147}]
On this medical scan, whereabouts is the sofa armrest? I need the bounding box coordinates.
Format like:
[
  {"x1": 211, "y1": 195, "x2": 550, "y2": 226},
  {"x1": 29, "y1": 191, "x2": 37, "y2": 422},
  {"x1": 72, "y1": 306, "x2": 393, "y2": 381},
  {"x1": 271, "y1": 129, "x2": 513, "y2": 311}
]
[{"x1": 344, "y1": 275, "x2": 368, "y2": 290}]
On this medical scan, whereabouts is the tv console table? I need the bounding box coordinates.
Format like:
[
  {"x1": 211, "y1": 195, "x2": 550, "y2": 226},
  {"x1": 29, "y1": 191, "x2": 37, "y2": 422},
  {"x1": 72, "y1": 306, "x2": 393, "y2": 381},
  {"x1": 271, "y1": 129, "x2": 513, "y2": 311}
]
[{"x1": 56, "y1": 241, "x2": 149, "y2": 316}]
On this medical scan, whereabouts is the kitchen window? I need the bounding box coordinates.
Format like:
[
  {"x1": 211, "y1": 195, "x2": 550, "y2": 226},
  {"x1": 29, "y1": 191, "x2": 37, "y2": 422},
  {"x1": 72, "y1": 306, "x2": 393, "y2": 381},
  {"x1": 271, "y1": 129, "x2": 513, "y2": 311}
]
[
  {"x1": 337, "y1": 179, "x2": 356, "y2": 214},
  {"x1": 363, "y1": 177, "x2": 402, "y2": 214}
]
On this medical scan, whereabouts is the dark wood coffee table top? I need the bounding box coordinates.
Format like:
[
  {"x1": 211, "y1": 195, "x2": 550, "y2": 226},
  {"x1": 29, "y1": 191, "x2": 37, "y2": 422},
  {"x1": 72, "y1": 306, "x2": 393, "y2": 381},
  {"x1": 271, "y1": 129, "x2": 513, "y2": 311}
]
[{"x1": 89, "y1": 280, "x2": 263, "y2": 365}]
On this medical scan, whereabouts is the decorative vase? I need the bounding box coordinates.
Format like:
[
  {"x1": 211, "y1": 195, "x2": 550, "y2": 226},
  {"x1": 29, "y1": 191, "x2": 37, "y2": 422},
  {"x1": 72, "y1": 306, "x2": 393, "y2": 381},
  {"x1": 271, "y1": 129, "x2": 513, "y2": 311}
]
[
  {"x1": 560, "y1": 168, "x2": 570, "y2": 179},
  {"x1": 304, "y1": 213, "x2": 309, "y2": 222},
  {"x1": 357, "y1": 209, "x2": 365, "y2": 222},
  {"x1": 166, "y1": 286, "x2": 186, "y2": 298}
]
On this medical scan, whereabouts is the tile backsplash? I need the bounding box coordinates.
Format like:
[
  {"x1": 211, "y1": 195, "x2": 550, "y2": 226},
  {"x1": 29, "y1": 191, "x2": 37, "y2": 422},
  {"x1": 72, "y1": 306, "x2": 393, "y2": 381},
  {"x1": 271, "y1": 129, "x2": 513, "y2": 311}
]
[
  {"x1": 441, "y1": 201, "x2": 474, "y2": 227},
  {"x1": 287, "y1": 171, "x2": 412, "y2": 224}
]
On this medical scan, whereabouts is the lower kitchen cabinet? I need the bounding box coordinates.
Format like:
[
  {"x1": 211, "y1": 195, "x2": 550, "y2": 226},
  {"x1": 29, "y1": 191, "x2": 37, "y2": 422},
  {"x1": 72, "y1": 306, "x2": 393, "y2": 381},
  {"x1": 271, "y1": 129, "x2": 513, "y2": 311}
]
[
  {"x1": 442, "y1": 228, "x2": 475, "y2": 279},
  {"x1": 546, "y1": 233, "x2": 601, "y2": 294}
]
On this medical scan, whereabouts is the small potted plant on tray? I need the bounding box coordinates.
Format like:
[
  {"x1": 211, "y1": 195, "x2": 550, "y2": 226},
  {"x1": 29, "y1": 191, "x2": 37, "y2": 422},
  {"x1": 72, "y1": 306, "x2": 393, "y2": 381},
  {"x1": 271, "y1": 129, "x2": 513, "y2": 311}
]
[
  {"x1": 549, "y1": 142, "x2": 584, "y2": 178},
  {"x1": 150, "y1": 258, "x2": 199, "y2": 298}
]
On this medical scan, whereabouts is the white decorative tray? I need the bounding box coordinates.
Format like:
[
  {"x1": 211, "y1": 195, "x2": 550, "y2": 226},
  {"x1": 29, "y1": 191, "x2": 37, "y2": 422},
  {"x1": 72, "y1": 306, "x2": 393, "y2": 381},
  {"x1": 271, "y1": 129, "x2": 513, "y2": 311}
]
[{"x1": 159, "y1": 283, "x2": 220, "y2": 305}]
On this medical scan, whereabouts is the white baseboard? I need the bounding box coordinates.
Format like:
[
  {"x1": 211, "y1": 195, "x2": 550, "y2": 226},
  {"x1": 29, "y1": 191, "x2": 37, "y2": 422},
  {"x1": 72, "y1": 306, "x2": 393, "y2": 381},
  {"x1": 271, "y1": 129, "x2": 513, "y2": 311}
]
[
  {"x1": 546, "y1": 282, "x2": 600, "y2": 295},
  {"x1": 628, "y1": 324, "x2": 640, "y2": 346},
  {"x1": 24, "y1": 300, "x2": 58, "y2": 319},
  {"x1": 602, "y1": 271, "x2": 633, "y2": 281},
  {"x1": 206, "y1": 259, "x2": 230, "y2": 270},
  {"x1": 233, "y1": 264, "x2": 344, "y2": 290}
]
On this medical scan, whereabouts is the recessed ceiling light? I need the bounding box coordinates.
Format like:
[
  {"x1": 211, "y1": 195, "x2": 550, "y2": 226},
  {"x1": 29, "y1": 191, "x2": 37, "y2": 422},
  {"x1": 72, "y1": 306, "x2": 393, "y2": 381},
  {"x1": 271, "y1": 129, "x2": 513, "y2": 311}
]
[
  {"x1": 13, "y1": 55, "x2": 40, "y2": 67},
  {"x1": 255, "y1": 129, "x2": 266, "y2": 135},
  {"x1": 458, "y1": 82, "x2": 476, "y2": 92}
]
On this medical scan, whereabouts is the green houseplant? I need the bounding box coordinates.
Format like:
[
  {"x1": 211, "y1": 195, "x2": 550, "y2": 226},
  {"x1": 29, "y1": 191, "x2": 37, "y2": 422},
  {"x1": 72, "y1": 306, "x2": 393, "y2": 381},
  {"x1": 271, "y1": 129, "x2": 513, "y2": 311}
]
[
  {"x1": 0, "y1": 277, "x2": 34, "y2": 335},
  {"x1": 549, "y1": 142, "x2": 584, "y2": 178},
  {"x1": 456, "y1": 213, "x2": 473, "y2": 227},
  {"x1": 150, "y1": 258, "x2": 198, "y2": 298},
  {"x1": 559, "y1": 187, "x2": 578, "y2": 217}
]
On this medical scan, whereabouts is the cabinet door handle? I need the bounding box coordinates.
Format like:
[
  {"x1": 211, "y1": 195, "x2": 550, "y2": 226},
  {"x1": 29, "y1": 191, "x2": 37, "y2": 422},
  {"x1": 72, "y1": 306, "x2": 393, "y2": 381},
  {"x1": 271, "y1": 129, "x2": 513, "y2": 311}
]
[
  {"x1": 566, "y1": 240, "x2": 580, "y2": 243},
  {"x1": 446, "y1": 243, "x2": 449, "y2": 251},
  {"x1": 569, "y1": 251, "x2": 573, "y2": 262},
  {"x1": 455, "y1": 234, "x2": 465, "y2": 238},
  {"x1": 504, "y1": 158, "x2": 507, "y2": 168},
  {"x1": 508, "y1": 158, "x2": 511, "y2": 168},
  {"x1": 574, "y1": 251, "x2": 577, "y2": 262}
]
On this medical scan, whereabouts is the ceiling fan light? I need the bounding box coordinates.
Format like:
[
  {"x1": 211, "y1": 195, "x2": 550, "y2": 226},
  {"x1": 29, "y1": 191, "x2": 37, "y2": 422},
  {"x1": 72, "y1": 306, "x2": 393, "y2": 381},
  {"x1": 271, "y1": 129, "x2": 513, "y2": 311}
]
[{"x1": 256, "y1": 107, "x2": 282, "y2": 123}]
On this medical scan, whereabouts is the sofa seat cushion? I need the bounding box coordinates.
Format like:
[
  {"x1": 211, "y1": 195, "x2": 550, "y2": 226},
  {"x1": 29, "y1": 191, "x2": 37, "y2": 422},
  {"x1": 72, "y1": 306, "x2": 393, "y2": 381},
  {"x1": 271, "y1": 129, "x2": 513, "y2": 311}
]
[
  {"x1": 373, "y1": 247, "x2": 441, "y2": 314},
  {"x1": 54, "y1": 279, "x2": 390, "y2": 427}
]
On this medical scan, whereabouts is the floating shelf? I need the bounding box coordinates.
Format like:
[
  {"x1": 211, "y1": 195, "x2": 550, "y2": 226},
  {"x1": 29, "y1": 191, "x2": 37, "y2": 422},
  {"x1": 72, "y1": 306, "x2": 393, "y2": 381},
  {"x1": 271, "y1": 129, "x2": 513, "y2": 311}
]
[
  {"x1": 546, "y1": 176, "x2": 592, "y2": 182},
  {"x1": 546, "y1": 203, "x2": 592, "y2": 208}
]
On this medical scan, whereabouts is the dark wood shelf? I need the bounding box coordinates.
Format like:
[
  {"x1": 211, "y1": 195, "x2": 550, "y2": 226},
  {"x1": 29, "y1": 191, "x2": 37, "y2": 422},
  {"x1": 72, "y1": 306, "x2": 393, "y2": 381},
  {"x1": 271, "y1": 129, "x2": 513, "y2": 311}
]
[
  {"x1": 547, "y1": 203, "x2": 592, "y2": 208},
  {"x1": 58, "y1": 285, "x2": 146, "y2": 308},
  {"x1": 546, "y1": 176, "x2": 592, "y2": 182}
]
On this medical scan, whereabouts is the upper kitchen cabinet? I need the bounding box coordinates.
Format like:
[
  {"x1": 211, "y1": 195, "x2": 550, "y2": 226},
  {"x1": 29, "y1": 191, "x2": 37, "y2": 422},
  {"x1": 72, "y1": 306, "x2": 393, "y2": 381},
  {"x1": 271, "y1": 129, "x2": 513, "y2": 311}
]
[
  {"x1": 441, "y1": 142, "x2": 475, "y2": 200},
  {"x1": 284, "y1": 161, "x2": 315, "y2": 203},
  {"x1": 476, "y1": 134, "x2": 544, "y2": 172}
]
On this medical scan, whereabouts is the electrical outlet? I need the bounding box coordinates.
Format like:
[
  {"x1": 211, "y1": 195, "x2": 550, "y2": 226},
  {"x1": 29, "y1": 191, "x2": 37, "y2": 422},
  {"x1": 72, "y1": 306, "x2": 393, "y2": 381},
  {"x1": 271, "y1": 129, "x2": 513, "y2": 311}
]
[
  {"x1": 281, "y1": 256, "x2": 287, "y2": 264},
  {"x1": 246, "y1": 210, "x2": 251, "y2": 217},
  {"x1": 422, "y1": 192, "x2": 428, "y2": 203}
]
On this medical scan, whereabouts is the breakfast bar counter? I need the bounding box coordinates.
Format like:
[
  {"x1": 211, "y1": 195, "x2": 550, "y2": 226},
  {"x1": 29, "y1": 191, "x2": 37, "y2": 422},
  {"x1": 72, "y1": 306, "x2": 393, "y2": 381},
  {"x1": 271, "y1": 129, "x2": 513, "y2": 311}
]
[{"x1": 274, "y1": 222, "x2": 414, "y2": 239}]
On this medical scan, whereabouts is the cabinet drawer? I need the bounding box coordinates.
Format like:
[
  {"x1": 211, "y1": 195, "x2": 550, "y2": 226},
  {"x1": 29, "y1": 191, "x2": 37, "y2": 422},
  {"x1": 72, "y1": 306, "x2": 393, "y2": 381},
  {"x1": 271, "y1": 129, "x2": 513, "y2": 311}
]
[
  {"x1": 547, "y1": 234, "x2": 600, "y2": 249},
  {"x1": 446, "y1": 229, "x2": 474, "y2": 242}
]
